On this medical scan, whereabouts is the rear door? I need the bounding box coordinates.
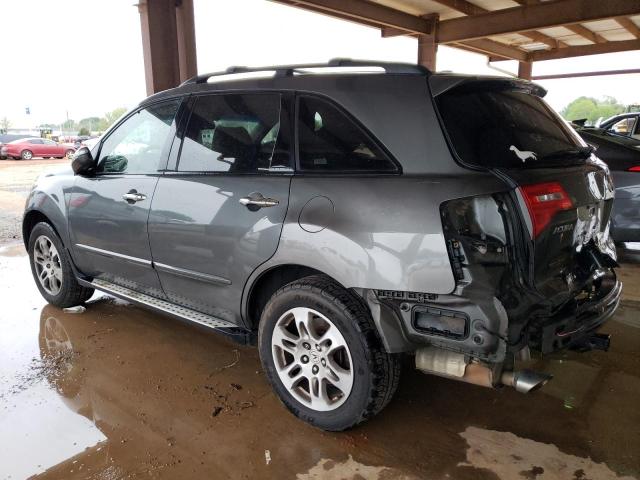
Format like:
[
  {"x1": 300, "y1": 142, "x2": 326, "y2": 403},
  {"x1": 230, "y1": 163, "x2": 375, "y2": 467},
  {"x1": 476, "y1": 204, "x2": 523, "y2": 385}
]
[
  {"x1": 68, "y1": 99, "x2": 182, "y2": 296},
  {"x1": 148, "y1": 92, "x2": 293, "y2": 325},
  {"x1": 42, "y1": 139, "x2": 58, "y2": 157},
  {"x1": 29, "y1": 138, "x2": 45, "y2": 157},
  {"x1": 435, "y1": 81, "x2": 616, "y2": 300}
]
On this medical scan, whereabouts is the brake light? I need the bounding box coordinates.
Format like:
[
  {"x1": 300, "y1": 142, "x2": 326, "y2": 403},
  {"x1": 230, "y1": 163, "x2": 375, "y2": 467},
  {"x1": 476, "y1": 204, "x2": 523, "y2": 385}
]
[
  {"x1": 628, "y1": 166, "x2": 640, "y2": 172},
  {"x1": 519, "y1": 182, "x2": 573, "y2": 238}
]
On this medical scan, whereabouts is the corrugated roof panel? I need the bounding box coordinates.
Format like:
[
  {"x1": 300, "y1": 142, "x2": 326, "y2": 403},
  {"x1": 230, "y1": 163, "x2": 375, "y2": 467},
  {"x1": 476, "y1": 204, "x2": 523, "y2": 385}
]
[
  {"x1": 469, "y1": 0, "x2": 517, "y2": 11},
  {"x1": 370, "y1": 0, "x2": 461, "y2": 19},
  {"x1": 600, "y1": 30, "x2": 637, "y2": 41},
  {"x1": 583, "y1": 19, "x2": 627, "y2": 32}
]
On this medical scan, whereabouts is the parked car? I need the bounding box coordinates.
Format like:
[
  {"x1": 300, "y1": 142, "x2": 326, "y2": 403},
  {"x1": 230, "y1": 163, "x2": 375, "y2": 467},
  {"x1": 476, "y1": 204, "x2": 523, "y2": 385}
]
[
  {"x1": 573, "y1": 124, "x2": 640, "y2": 243},
  {"x1": 596, "y1": 112, "x2": 640, "y2": 140},
  {"x1": 1, "y1": 137, "x2": 75, "y2": 160},
  {"x1": 23, "y1": 59, "x2": 620, "y2": 431},
  {"x1": 0, "y1": 134, "x2": 31, "y2": 160}
]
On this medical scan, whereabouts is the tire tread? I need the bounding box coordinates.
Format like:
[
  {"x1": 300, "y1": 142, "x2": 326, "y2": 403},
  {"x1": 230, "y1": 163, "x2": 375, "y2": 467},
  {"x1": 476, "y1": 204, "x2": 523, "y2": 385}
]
[
  {"x1": 263, "y1": 274, "x2": 401, "y2": 430},
  {"x1": 29, "y1": 222, "x2": 94, "y2": 308}
]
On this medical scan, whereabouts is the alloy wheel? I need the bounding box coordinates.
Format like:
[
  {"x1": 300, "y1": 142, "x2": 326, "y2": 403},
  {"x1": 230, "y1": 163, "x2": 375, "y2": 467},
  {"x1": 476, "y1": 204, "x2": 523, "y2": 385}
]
[
  {"x1": 271, "y1": 307, "x2": 354, "y2": 411},
  {"x1": 33, "y1": 235, "x2": 63, "y2": 296}
]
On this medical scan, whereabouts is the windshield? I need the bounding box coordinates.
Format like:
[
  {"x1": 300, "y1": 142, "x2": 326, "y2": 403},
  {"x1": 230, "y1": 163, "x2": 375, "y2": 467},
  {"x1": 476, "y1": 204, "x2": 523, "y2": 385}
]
[{"x1": 436, "y1": 85, "x2": 585, "y2": 168}]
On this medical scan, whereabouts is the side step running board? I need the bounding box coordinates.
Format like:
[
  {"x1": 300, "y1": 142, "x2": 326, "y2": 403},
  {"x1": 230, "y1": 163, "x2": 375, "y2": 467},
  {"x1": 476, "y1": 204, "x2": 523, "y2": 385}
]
[{"x1": 88, "y1": 278, "x2": 254, "y2": 344}]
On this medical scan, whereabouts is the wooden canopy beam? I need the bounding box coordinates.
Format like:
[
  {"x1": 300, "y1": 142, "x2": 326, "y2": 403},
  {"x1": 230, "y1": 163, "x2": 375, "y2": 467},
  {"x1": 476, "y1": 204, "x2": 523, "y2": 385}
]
[
  {"x1": 433, "y1": 0, "x2": 565, "y2": 49},
  {"x1": 437, "y1": 0, "x2": 640, "y2": 44},
  {"x1": 461, "y1": 39, "x2": 528, "y2": 62},
  {"x1": 565, "y1": 24, "x2": 607, "y2": 44},
  {"x1": 275, "y1": 0, "x2": 434, "y2": 35},
  {"x1": 530, "y1": 38, "x2": 640, "y2": 61},
  {"x1": 532, "y1": 68, "x2": 640, "y2": 80},
  {"x1": 616, "y1": 17, "x2": 640, "y2": 38},
  {"x1": 512, "y1": 0, "x2": 607, "y2": 44}
]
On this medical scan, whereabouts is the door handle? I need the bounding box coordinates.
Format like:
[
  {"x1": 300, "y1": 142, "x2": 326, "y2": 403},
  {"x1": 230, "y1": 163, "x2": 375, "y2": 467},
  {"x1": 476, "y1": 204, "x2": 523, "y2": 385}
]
[
  {"x1": 239, "y1": 193, "x2": 279, "y2": 210},
  {"x1": 122, "y1": 191, "x2": 147, "y2": 203}
]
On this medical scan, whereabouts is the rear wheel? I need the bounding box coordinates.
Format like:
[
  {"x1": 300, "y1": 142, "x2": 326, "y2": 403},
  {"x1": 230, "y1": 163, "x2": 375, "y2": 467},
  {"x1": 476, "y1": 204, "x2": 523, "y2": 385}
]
[
  {"x1": 65, "y1": 150, "x2": 75, "y2": 159},
  {"x1": 28, "y1": 222, "x2": 94, "y2": 307},
  {"x1": 21, "y1": 150, "x2": 33, "y2": 160},
  {"x1": 258, "y1": 275, "x2": 400, "y2": 431}
]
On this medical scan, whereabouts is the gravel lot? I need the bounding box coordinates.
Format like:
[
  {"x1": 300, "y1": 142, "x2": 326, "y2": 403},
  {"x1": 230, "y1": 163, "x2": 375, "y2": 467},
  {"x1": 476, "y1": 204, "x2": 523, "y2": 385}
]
[{"x1": 0, "y1": 158, "x2": 69, "y2": 245}]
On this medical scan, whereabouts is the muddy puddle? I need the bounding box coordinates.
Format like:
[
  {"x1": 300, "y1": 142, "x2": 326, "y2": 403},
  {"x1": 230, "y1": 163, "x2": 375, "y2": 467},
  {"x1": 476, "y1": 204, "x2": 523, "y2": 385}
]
[{"x1": 1, "y1": 249, "x2": 639, "y2": 479}]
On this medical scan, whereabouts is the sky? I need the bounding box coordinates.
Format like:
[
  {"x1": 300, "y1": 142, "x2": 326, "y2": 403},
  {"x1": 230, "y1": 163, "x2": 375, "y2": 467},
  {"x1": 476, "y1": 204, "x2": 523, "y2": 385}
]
[{"x1": 1, "y1": 0, "x2": 639, "y2": 129}]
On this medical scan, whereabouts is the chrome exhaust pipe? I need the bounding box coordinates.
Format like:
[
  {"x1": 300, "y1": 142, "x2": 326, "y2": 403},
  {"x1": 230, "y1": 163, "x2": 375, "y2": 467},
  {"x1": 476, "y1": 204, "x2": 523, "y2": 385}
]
[
  {"x1": 415, "y1": 346, "x2": 552, "y2": 393},
  {"x1": 501, "y1": 369, "x2": 553, "y2": 393}
]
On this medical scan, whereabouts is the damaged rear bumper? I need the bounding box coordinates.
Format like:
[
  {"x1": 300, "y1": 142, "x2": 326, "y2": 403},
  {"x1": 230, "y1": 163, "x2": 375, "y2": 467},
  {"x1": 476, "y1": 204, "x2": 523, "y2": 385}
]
[{"x1": 532, "y1": 276, "x2": 622, "y2": 354}]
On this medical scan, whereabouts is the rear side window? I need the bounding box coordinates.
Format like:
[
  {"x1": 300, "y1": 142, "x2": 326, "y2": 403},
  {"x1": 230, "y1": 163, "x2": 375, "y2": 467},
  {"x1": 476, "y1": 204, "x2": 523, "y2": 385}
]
[
  {"x1": 178, "y1": 93, "x2": 287, "y2": 173},
  {"x1": 30, "y1": 139, "x2": 43, "y2": 144},
  {"x1": 436, "y1": 86, "x2": 583, "y2": 168},
  {"x1": 297, "y1": 96, "x2": 396, "y2": 172}
]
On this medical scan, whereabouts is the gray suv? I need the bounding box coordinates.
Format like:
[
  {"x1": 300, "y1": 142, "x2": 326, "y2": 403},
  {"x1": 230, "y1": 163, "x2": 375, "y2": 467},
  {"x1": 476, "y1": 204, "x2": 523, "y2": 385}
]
[{"x1": 23, "y1": 59, "x2": 621, "y2": 431}]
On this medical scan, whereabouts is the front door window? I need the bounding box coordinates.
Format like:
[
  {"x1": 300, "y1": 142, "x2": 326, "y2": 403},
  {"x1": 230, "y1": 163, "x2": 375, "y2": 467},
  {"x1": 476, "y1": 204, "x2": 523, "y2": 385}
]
[{"x1": 97, "y1": 100, "x2": 181, "y2": 174}]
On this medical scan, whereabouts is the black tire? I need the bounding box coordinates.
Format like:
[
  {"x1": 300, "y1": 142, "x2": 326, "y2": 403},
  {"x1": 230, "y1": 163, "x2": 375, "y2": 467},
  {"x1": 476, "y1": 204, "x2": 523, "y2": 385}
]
[
  {"x1": 21, "y1": 149, "x2": 33, "y2": 160},
  {"x1": 65, "y1": 150, "x2": 75, "y2": 159},
  {"x1": 28, "y1": 222, "x2": 94, "y2": 308},
  {"x1": 258, "y1": 275, "x2": 401, "y2": 431}
]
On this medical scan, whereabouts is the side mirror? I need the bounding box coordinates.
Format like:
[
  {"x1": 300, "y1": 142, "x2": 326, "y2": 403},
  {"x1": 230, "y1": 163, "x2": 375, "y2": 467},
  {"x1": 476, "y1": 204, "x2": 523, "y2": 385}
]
[{"x1": 71, "y1": 147, "x2": 96, "y2": 175}]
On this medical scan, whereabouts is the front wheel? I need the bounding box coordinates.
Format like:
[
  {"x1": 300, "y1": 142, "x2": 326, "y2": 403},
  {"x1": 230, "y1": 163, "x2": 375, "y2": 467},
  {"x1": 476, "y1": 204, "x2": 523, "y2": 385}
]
[
  {"x1": 65, "y1": 150, "x2": 75, "y2": 159},
  {"x1": 258, "y1": 275, "x2": 401, "y2": 431},
  {"x1": 28, "y1": 222, "x2": 94, "y2": 307},
  {"x1": 21, "y1": 149, "x2": 33, "y2": 160}
]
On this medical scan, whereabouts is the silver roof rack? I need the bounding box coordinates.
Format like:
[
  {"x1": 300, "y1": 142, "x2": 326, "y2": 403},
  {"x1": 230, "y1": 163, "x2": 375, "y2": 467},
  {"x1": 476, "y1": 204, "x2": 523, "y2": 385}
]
[{"x1": 182, "y1": 58, "x2": 430, "y2": 85}]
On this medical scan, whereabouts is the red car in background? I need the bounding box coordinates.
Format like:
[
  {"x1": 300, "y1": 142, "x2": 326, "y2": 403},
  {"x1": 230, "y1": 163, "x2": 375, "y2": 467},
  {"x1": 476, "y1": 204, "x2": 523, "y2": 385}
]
[{"x1": 0, "y1": 138, "x2": 75, "y2": 160}]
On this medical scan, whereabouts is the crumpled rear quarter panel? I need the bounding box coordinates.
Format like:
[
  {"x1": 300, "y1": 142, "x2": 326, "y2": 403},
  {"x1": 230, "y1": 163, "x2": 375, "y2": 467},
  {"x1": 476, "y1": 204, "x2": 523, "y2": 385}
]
[{"x1": 264, "y1": 173, "x2": 509, "y2": 295}]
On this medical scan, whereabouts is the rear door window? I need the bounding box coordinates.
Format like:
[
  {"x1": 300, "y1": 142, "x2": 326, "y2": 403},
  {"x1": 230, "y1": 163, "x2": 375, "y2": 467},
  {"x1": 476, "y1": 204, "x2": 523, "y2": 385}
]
[
  {"x1": 297, "y1": 96, "x2": 397, "y2": 172},
  {"x1": 436, "y1": 85, "x2": 585, "y2": 168},
  {"x1": 178, "y1": 93, "x2": 289, "y2": 173},
  {"x1": 609, "y1": 117, "x2": 637, "y2": 137}
]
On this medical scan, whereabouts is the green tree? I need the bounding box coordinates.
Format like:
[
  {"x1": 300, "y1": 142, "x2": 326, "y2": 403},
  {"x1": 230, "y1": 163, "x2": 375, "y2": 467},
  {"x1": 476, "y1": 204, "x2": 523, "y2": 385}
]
[
  {"x1": 561, "y1": 96, "x2": 626, "y2": 124},
  {"x1": 78, "y1": 117, "x2": 101, "y2": 133},
  {"x1": 62, "y1": 119, "x2": 76, "y2": 130},
  {"x1": 103, "y1": 107, "x2": 127, "y2": 129},
  {"x1": 78, "y1": 127, "x2": 90, "y2": 136},
  {"x1": 0, "y1": 116, "x2": 11, "y2": 133}
]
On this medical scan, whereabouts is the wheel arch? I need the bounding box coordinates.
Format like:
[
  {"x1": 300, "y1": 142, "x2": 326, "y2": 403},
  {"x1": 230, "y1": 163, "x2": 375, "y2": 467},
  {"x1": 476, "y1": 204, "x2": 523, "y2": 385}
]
[
  {"x1": 23, "y1": 207, "x2": 69, "y2": 252},
  {"x1": 23, "y1": 210, "x2": 59, "y2": 248},
  {"x1": 244, "y1": 263, "x2": 336, "y2": 330}
]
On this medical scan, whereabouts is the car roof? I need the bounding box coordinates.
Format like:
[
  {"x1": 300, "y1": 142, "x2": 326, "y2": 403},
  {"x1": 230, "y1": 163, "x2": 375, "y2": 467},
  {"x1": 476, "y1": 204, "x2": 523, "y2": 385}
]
[
  {"x1": 601, "y1": 112, "x2": 640, "y2": 125},
  {"x1": 141, "y1": 58, "x2": 543, "y2": 108}
]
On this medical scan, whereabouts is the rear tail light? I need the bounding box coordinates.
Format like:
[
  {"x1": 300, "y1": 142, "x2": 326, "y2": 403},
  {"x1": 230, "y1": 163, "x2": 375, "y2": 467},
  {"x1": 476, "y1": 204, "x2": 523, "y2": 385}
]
[
  {"x1": 519, "y1": 182, "x2": 573, "y2": 238},
  {"x1": 627, "y1": 166, "x2": 640, "y2": 172}
]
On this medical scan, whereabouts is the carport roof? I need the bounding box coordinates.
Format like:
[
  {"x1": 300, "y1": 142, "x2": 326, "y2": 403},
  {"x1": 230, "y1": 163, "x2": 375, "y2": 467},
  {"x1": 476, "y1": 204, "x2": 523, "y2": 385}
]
[{"x1": 271, "y1": 0, "x2": 640, "y2": 63}]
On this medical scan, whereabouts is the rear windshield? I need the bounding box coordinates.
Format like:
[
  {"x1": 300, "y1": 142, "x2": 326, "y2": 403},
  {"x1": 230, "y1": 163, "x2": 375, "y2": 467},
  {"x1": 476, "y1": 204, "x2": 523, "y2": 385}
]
[{"x1": 436, "y1": 85, "x2": 584, "y2": 168}]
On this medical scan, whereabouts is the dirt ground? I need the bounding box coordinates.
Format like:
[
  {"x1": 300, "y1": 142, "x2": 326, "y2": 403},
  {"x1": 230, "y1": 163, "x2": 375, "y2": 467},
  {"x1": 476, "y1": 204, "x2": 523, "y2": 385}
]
[
  {"x1": 0, "y1": 161, "x2": 639, "y2": 479},
  {"x1": 0, "y1": 158, "x2": 69, "y2": 245}
]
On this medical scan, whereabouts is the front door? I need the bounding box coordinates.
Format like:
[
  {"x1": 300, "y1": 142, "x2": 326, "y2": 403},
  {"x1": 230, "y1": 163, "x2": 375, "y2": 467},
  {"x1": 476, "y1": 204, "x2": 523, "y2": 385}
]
[
  {"x1": 28, "y1": 138, "x2": 45, "y2": 158},
  {"x1": 148, "y1": 93, "x2": 293, "y2": 325},
  {"x1": 68, "y1": 99, "x2": 182, "y2": 296}
]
